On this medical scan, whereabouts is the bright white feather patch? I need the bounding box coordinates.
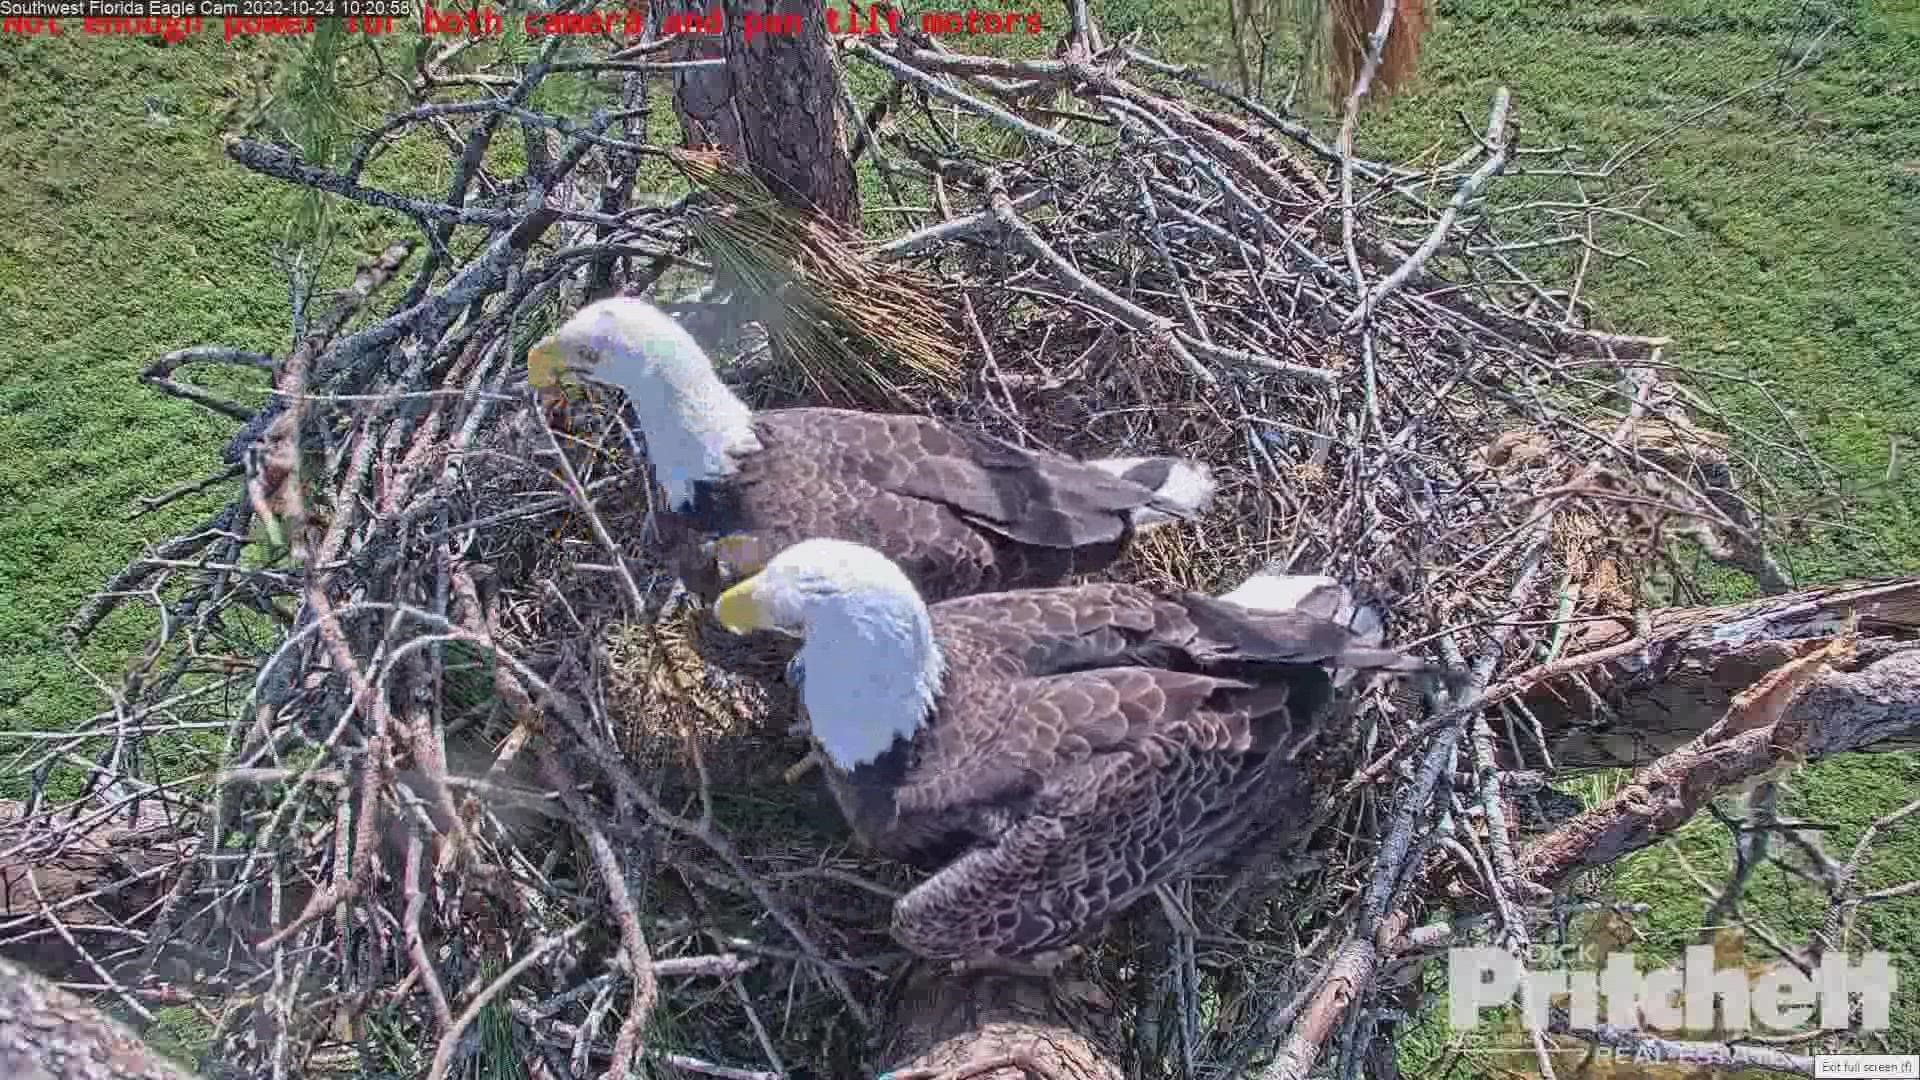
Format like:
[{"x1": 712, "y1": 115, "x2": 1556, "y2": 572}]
[
  {"x1": 1084, "y1": 455, "x2": 1216, "y2": 529},
  {"x1": 758, "y1": 540, "x2": 946, "y2": 768},
  {"x1": 554, "y1": 298, "x2": 762, "y2": 509},
  {"x1": 1217, "y1": 570, "x2": 1384, "y2": 688},
  {"x1": 1218, "y1": 572, "x2": 1344, "y2": 617}
]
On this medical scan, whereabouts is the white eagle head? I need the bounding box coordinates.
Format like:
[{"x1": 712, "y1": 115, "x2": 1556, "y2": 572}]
[
  {"x1": 526, "y1": 297, "x2": 760, "y2": 509},
  {"x1": 713, "y1": 539, "x2": 944, "y2": 769}
]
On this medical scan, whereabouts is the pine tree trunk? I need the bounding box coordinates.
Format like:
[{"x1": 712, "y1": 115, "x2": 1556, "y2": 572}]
[
  {"x1": 654, "y1": 0, "x2": 746, "y2": 156},
  {"x1": 653, "y1": 0, "x2": 858, "y2": 226},
  {"x1": 718, "y1": 0, "x2": 860, "y2": 226}
]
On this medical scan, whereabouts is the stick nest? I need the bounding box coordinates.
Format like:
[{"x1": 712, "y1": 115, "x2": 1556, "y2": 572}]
[{"x1": 5, "y1": 21, "x2": 1836, "y2": 1080}]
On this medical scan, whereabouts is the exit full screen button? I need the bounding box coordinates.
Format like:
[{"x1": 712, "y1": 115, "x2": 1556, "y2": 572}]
[{"x1": 1817, "y1": 1057, "x2": 1920, "y2": 1079}]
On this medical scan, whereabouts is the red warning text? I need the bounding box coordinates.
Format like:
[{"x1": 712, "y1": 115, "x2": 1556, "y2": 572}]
[
  {"x1": 416, "y1": 3, "x2": 1041, "y2": 39},
  {"x1": 0, "y1": 11, "x2": 394, "y2": 36}
]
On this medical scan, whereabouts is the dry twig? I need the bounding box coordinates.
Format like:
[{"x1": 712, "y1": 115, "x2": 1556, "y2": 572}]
[{"x1": 7, "y1": 7, "x2": 1898, "y2": 1080}]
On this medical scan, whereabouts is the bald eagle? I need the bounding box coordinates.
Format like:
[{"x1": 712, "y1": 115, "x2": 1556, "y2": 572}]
[
  {"x1": 712, "y1": 538, "x2": 1426, "y2": 964},
  {"x1": 525, "y1": 299, "x2": 1217, "y2": 605}
]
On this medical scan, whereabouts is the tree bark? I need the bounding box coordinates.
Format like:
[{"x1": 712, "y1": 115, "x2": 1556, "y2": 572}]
[
  {"x1": 655, "y1": 0, "x2": 746, "y2": 157},
  {"x1": 1509, "y1": 637, "x2": 1920, "y2": 896},
  {"x1": 0, "y1": 801, "x2": 191, "y2": 983},
  {"x1": 1, "y1": 799, "x2": 308, "y2": 994},
  {"x1": 719, "y1": 0, "x2": 860, "y2": 226},
  {"x1": 1, "y1": 957, "x2": 1125, "y2": 1080},
  {"x1": 1517, "y1": 577, "x2": 1920, "y2": 768},
  {"x1": 874, "y1": 968, "x2": 1126, "y2": 1079},
  {"x1": 655, "y1": 0, "x2": 860, "y2": 226},
  {"x1": 0, "y1": 956, "x2": 197, "y2": 1080}
]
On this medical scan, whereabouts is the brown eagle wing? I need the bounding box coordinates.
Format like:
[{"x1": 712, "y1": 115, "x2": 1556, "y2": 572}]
[
  {"x1": 887, "y1": 582, "x2": 1423, "y2": 828},
  {"x1": 893, "y1": 661, "x2": 1245, "y2": 817},
  {"x1": 788, "y1": 409, "x2": 1171, "y2": 549},
  {"x1": 930, "y1": 581, "x2": 1426, "y2": 682},
  {"x1": 657, "y1": 410, "x2": 1205, "y2": 603},
  {"x1": 888, "y1": 665, "x2": 1317, "y2": 961},
  {"x1": 718, "y1": 411, "x2": 1007, "y2": 598},
  {"x1": 873, "y1": 584, "x2": 1428, "y2": 958}
]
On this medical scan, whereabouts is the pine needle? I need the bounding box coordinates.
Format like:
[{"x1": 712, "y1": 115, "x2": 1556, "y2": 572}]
[
  {"x1": 671, "y1": 149, "x2": 963, "y2": 406},
  {"x1": 279, "y1": 20, "x2": 350, "y2": 250}
]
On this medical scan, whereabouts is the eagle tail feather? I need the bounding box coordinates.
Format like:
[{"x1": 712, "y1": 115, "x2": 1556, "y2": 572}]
[
  {"x1": 1211, "y1": 569, "x2": 1444, "y2": 689},
  {"x1": 1216, "y1": 570, "x2": 1385, "y2": 649},
  {"x1": 1329, "y1": 645, "x2": 1432, "y2": 674},
  {"x1": 1084, "y1": 456, "x2": 1216, "y2": 529}
]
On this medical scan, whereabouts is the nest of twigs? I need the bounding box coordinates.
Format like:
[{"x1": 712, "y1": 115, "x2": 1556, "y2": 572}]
[{"x1": 3, "y1": 14, "x2": 1833, "y2": 1080}]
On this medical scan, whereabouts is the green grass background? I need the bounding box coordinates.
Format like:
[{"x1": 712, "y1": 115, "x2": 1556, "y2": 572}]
[{"x1": 1, "y1": 0, "x2": 1916, "y2": 1071}]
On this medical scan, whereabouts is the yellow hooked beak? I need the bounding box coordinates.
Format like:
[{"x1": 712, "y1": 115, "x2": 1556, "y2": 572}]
[
  {"x1": 526, "y1": 336, "x2": 567, "y2": 390},
  {"x1": 714, "y1": 576, "x2": 768, "y2": 635}
]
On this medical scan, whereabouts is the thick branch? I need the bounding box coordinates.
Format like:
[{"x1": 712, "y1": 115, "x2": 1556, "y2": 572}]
[
  {"x1": 136, "y1": 347, "x2": 272, "y2": 421},
  {"x1": 223, "y1": 138, "x2": 518, "y2": 228},
  {"x1": 61, "y1": 505, "x2": 245, "y2": 645},
  {"x1": 723, "y1": 0, "x2": 858, "y2": 225},
  {"x1": 1518, "y1": 577, "x2": 1920, "y2": 768},
  {"x1": 875, "y1": 969, "x2": 1123, "y2": 1080},
  {"x1": 0, "y1": 956, "x2": 197, "y2": 1080},
  {"x1": 1512, "y1": 636, "x2": 1920, "y2": 897}
]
